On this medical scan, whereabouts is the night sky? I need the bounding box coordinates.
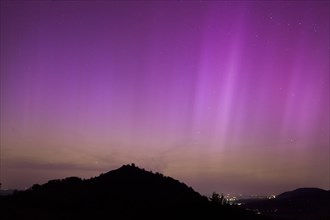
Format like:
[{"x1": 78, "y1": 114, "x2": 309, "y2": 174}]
[{"x1": 1, "y1": 1, "x2": 329, "y2": 195}]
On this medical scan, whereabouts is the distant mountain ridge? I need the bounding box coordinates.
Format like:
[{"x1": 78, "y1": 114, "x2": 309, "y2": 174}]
[
  {"x1": 0, "y1": 164, "x2": 262, "y2": 220},
  {"x1": 241, "y1": 187, "x2": 330, "y2": 220},
  {"x1": 276, "y1": 187, "x2": 329, "y2": 200},
  {"x1": 0, "y1": 189, "x2": 15, "y2": 196}
]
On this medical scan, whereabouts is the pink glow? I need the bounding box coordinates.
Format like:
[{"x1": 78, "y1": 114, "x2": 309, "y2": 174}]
[{"x1": 1, "y1": 1, "x2": 329, "y2": 195}]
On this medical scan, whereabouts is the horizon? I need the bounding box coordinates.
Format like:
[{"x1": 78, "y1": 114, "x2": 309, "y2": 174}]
[
  {"x1": 1, "y1": 1, "x2": 329, "y2": 196},
  {"x1": 0, "y1": 163, "x2": 329, "y2": 197}
]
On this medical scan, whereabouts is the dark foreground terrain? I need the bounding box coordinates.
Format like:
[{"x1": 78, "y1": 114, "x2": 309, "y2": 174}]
[{"x1": 0, "y1": 164, "x2": 265, "y2": 220}]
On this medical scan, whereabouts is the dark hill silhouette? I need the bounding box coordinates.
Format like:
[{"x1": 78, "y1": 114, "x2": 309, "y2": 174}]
[
  {"x1": 276, "y1": 187, "x2": 329, "y2": 200},
  {"x1": 0, "y1": 164, "x2": 264, "y2": 220},
  {"x1": 240, "y1": 187, "x2": 330, "y2": 220}
]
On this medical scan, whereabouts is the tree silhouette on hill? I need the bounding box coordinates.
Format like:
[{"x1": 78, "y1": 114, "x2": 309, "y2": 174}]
[{"x1": 0, "y1": 164, "x2": 266, "y2": 220}]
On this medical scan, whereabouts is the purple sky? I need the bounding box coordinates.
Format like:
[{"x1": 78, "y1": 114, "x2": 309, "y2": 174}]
[{"x1": 1, "y1": 1, "x2": 329, "y2": 195}]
